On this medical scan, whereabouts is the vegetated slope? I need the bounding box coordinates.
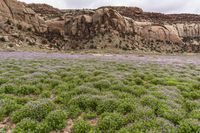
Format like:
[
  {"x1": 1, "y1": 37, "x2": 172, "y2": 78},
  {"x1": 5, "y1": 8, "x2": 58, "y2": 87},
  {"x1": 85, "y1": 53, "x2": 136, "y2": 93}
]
[
  {"x1": 0, "y1": 57, "x2": 200, "y2": 132},
  {"x1": 0, "y1": 0, "x2": 200, "y2": 53}
]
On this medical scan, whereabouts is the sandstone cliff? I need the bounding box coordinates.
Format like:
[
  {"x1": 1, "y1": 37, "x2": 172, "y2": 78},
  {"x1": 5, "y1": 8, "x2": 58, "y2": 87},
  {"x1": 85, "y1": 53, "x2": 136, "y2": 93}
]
[
  {"x1": 0, "y1": 1, "x2": 200, "y2": 53},
  {"x1": 0, "y1": 0, "x2": 47, "y2": 32},
  {"x1": 44, "y1": 7, "x2": 200, "y2": 52}
]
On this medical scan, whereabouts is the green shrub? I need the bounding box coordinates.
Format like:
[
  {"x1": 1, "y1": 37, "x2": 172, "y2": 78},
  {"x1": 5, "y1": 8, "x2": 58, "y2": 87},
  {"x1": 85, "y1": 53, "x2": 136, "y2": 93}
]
[
  {"x1": 36, "y1": 122, "x2": 50, "y2": 133},
  {"x1": 118, "y1": 128, "x2": 131, "y2": 133},
  {"x1": 13, "y1": 118, "x2": 38, "y2": 133},
  {"x1": 134, "y1": 77, "x2": 144, "y2": 85},
  {"x1": 189, "y1": 110, "x2": 200, "y2": 119},
  {"x1": 40, "y1": 91, "x2": 51, "y2": 98},
  {"x1": 11, "y1": 99, "x2": 55, "y2": 123},
  {"x1": 69, "y1": 95, "x2": 100, "y2": 111},
  {"x1": 151, "y1": 78, "x2": 165, "y2": 85},
  {"x1": 0, "y1": 78, "x2": 8, "y2": 85},
  {"x1": 94, "y1": 80, "x2": 111, "y2": 91},
  {"x1": 157, "y1": 106, "x2": 186, "y2": 124},
  {"x1": 1, "y1": 83, "x2": 16, "y2": 94},
  {"x1": 97, "y1": 112, "x2": 124, "y2": 131},
  {"x1": 110, "y1": 82, "x2": 126, "y2": 91},
  {"x1": 182, "y1": 91, "x2": 200, "y2": 100},
  {"x1": 165, "y1": 79, "x2": 179, "y2": 86},
  {"x1": 72, "y1": 120, "x2": 92, "y2": 133},
  {"x1": 16, "y1": 85, "x2": 40, "y2": 95},
  {"x1": 0, "y1": 99, "x2": 20, "y2": 121},
  {"x1": 96, "y1": 99, "x2": 118, "y2": 114},
  {"x1": 128, "y1": 118, "x2": 176, "y2": 132},
  {"x1": 126, "y1": 106, "x2": 155, "y2": 123},
  {"x1": 185, "y1": 100, "x2": 200, "y2": 111},
  {"x1": 45, "y1": 110, "x2": 66, "y2": 130},
  {"x1": 67, "y1": 105, "x2": 82, "y2": 118},
  {"x1": 83, "y1": 112, "x2": 97, "y2": 120},
  {"x1": 132, "y1": 86, "x2": 147, "y2": 97},
  {"x1": 0, "y1": 128, "x2": 7, "y2": 133},
  {"x1": 140, "y1": 95, "x2": 159, "y2": 109},
  {"x1": 179, "y1": 119, "x2": 200, "y2": 133},
  {"x1": 116, "y1": 99, "x2": 136, "y2": 114}
]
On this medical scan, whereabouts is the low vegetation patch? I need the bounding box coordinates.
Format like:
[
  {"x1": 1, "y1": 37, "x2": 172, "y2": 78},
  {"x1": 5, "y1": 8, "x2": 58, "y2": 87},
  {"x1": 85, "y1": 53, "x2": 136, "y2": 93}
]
[{"x1": 0, "y1": 58, "x2": 199, "y2": 132}]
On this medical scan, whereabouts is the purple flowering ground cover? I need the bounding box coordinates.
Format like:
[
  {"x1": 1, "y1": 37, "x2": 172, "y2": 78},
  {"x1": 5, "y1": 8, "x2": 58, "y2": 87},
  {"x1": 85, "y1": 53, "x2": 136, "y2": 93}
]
[{"x1": 0, "y1": 52, "x2": 200, "y2": 132}]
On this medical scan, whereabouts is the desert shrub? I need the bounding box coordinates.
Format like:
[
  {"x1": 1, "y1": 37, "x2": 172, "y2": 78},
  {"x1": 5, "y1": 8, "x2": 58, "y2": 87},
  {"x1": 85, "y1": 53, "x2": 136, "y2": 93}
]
[
  {"x1": 97, "y1": 112, "x2": 125, "y2": 131},
  {"x1": 118, "y1": 128, "x2": 131, "y2": 133},
  {"x1": 126, "y1": 106, "x2": 155, "y2": 123},
  {"x1": 11, "y1": 99, "x2": 55, "y2": 123},
  {"x1": 140, "y1": 95, "x2": 185, "y2": 123},
  {"x1": 0, "y1": 99, "x2": 20, "y2": 121},
  {"x1": 134, "y1": 77, "x2": 144, "y2": 85},
  {"x1": 189, "y1": 110, "x2": 200, "y2": 119},
  {"x1": 179, "y1": 119, "x2": 200, "y2": 133},
  {"x1": 0, "y1": 78, "x2": 8, "y2": 85},
  {"x1": 185, "y1": 100, "x2": 200, "y2": 111},
  {"x1": 69, "y1": 95, "x2": 100, "y2": 111},
  {"x1": 0, "y1": 128, "x2": 7, "y2": 133},
  {"x1": 72, "y1": 120, "x2": 92, "y2": 133},
  {"x1": 140, "y1": 95, "x2": 159, "y2": 109},
  {"x1": 129, "y1": 118, "x2": 176, "y2": 132},
  {"x1": 35, "y1": 122, "x2": 50, "y2": 133},
  {"x1": 45, "y1": 110, "x2": 67, "y2": 130},
  {"x1": 155, "y1": 117, "x2": 177, "y2": 132},
  {"x1": 192, "y1": 82, "x2": 200, "y2": 90},
  {"x1": 73, "y1": 85, "x2": 100, "y2": 95},
  {"x1": 96, "y1": 99, "x2": 118, "y2": 114},
  {"x1": 0, "y1": 83, "x2": 17, "y2": 94},
  {"x1": 151, "y1": 78, "x2": 165, "y2": 85},
  {"x1": 16, "y1": 85, "x2": 40, "y2": 95},
  {"x1": 42, "y1": 78, "x2": 62, "y2": 89},
  {"x1": 55, "y1": 91, "x2": 76, "y2": 105},
  {"x1": 83, "y1": 112, "x2": 97, "y2": 120},
  {"x1": 157, "y1": 105, "x2": 186, "y2": 124},
  {"x1": 165, "y1": 79, "x2": 179, "y2": 86},
  {"x1": 110, "y1": 81, "x2": 126, "y2": 91},
  {"x1": 40, "y1": 90, "x2": 51, "y2": 98},
  {"x1": 67, "y1": 105, "x2": 82, "y2": 118},
  {"x1": 182, "y1": 91, "x2": 200, "y2": 100},
  {"x1": 116, "y1": 99, "x2": 136, "y2": 114},
  {"x1": 54, "y1": 83, "x2": 72, "y2": 94},
  {"x1": 93, "y1": 80, "x2": 111, "y2": 91},
  {"x1": 132, "y1": 86, "x2": 147, "y2": 97},
  {"x1": 176, "y1": 85, "x2": 190, "y2": 91},
  {"x1": 13, "y1": 118, "x2": 38, "y2": 133}
]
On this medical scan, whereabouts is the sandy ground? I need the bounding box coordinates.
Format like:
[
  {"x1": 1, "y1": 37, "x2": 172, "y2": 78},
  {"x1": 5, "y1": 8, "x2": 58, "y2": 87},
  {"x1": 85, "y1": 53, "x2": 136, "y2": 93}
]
[{"x1": 0, "y1": 52, "x2": 199, "y2": 65}]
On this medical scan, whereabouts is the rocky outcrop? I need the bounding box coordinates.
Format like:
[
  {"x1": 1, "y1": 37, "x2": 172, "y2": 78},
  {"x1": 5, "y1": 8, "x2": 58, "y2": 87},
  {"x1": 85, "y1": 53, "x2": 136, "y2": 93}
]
[
  {"x1": 64, "y1": 8, "x2": 135, "y2": 39},
  {"x1": 27, "y1": 3, "x2": 63, "y2": 20},
  {"x1": 39, "y1": 6, "x2": 200, "y2": 52},
  {"x1": 108, "y1": 6, "x2": 200, "y2": 23},
  {"x1": 0, "y1": 0, "x2": 47, "y2": 33},
  {"x1": 0, "y1": 0, "x2": 200, "y2": 53}
]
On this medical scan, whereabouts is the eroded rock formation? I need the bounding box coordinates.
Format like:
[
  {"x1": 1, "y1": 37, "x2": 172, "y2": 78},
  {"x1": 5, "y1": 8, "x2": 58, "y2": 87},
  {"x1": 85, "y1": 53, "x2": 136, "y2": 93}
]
[
  {"x1": 0, "y1": 1, "x2": 200, "y2": 53},
  {"x1": 0, "y1": 0, "x2": 47, "y2": 32}
]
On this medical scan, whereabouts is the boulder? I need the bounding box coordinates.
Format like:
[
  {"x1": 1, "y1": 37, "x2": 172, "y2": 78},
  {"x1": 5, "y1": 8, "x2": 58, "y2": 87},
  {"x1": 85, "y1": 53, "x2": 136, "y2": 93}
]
[{"x1": 0, "y1": 36, "x2": 9, "y2": 42}]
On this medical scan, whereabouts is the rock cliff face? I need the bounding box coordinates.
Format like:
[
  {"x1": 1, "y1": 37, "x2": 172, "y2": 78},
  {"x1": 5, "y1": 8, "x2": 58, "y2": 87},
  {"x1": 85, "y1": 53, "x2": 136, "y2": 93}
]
[
  {"x1": 0, "y1": 0, "x2": 47, "y2": 32},
  {"x1": 27, "y1": 4, "x2": 63, "y2": 20},
  {"x1": 0, "y1": 1, "x2": 200, "y2": 53},
  {"x1": 46, "y1": 7, "x2": 200, "y2": 52}
]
